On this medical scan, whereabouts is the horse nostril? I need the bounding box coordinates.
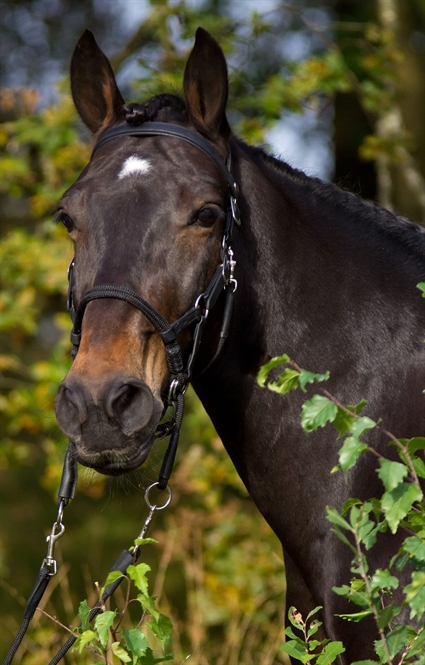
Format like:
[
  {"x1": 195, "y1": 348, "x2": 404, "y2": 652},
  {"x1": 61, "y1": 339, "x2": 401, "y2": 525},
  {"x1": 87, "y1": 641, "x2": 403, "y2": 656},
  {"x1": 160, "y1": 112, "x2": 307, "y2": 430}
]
[
  {"x1": 106, "y1": 379, "x2": 154, "y2": 436},
  {"x1": 64, "y1": 386, "x2": 88, "y2": 421},
  {"x1": 55, "y1": 382, "x2": 88, "y2": 440},
  {"x1": 112, "y1": 383, "x2": 139, "y2": 411}
]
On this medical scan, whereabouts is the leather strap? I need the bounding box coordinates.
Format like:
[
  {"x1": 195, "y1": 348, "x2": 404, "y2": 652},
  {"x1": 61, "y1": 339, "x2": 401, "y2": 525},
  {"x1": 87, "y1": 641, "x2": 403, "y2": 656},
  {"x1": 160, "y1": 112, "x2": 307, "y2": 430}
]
[{"x1": 91, "y1": 122, "x2": 238, "y2": 197}]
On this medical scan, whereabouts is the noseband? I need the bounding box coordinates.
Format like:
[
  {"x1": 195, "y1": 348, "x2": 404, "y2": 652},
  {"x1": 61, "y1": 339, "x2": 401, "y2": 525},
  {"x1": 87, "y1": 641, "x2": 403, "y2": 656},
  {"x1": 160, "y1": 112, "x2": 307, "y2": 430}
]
[{"x1": 66, "y1": 122, "x2": 240, "y2": 488}]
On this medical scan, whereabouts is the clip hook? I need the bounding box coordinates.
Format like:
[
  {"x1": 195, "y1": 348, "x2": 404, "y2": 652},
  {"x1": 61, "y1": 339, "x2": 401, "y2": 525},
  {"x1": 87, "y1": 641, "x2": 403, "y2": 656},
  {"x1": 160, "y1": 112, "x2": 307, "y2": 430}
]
[
  {"x1": 135, "y1": 482, "x2": 172, "y2": 543},
  {"x1": 43, "y1": 520, "x2": 65, "y2": 576}
]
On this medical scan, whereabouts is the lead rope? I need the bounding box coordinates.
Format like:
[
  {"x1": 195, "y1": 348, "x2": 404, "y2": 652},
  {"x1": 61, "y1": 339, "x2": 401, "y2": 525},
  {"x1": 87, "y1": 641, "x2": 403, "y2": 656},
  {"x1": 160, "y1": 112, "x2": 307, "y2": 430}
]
[
  {"x1": 48, "y1": 482, "x2": 171, "y2": 665},
  {"x1": 3, "y1": 450, "x2": 172, "y2": 665},
  {"x1": 3, "y1": 449, "x2": 77, "y2": 665}
]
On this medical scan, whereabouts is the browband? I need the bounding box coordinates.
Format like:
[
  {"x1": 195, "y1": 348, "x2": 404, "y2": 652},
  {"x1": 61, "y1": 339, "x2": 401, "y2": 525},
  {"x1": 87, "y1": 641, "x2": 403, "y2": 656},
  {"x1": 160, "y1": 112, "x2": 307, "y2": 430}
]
[{"x1": 91, "y1": 121, "x2": 238, "y2": 198}]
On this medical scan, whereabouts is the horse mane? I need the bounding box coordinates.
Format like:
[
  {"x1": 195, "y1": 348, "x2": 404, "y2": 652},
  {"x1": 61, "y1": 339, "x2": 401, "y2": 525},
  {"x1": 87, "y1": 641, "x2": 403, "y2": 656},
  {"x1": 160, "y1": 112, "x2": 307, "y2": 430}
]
[
  {"x1": 240, "y1": 139, "x2": 425, "y2": 258},
  {"x1": 125, "y1": 93, "x2": 425, "y2": 258}
]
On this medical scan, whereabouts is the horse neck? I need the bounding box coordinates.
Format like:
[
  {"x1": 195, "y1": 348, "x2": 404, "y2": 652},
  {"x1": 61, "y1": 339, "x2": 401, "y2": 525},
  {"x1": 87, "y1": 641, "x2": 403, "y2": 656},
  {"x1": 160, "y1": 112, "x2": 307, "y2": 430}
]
[
  {"x1": 229, "y1": 139, "x2": 425, "y2": 336},
  {"x1": 194, "y1": 138, "x2": 425, "y2": 454}
]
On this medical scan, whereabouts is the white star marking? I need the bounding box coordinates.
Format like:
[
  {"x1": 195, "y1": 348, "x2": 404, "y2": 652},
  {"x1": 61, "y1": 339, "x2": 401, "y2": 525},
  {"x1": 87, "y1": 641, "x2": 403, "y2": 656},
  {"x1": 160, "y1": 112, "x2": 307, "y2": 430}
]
[{"x1": 118, "y1": 155, "x2": 152, "y2": 179}]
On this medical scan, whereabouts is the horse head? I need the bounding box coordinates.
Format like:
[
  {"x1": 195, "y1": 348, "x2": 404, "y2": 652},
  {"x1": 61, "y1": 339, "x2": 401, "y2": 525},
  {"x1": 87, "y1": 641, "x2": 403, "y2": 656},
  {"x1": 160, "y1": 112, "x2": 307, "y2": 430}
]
[{"x1": 55, "y1": 28, "x2": 235, "y2": 475}]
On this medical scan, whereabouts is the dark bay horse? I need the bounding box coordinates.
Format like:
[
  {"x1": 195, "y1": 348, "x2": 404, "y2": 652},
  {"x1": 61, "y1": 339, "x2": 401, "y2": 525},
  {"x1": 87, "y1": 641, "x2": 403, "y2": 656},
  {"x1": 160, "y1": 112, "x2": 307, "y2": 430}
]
[{"x1": 55, "y1": 28, "x2": 425, "y2": 662}]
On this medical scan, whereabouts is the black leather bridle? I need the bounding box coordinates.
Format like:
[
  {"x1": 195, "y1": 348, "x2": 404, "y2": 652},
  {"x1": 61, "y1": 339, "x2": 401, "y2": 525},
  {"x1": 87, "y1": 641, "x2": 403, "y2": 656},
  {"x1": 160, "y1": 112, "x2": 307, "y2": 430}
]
[{"x1": 66, "y1": 121, "x2": 240, "y2": 488}]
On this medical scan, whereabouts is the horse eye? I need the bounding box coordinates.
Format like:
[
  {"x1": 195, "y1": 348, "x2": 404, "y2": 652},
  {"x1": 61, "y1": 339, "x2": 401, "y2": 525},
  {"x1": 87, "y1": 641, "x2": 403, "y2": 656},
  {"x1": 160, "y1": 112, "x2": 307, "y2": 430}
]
[
  {"x1": 56, "y1": 212, "x2": 75, "y2": 232},
  {"x1": 195, "y1": 207, "x2": 219, "y2": 227}
]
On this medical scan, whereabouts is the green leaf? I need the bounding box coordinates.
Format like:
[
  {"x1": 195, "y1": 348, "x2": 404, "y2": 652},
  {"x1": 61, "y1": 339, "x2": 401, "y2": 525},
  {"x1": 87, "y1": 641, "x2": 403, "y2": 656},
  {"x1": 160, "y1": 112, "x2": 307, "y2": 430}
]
[
  {"x1": 111, "y1": 641, "x2": 132, "y2": 663},
  {"x1": 352, "y1": 399, "x2": 368, "y2": 415},
  {"x1": 287, "y1": 606, "x2": 305, "y2": 629},
  {"x1": 333, "y1": 409, "x2": 356, "y2": 438},
  {"x1": 338, "y1": 437, "x2": 368, "y2": 473},
  {"x1": 298, "y1": 369, "x2": 330, "y2": 392},
  {"x1": 404, "y1": 571, "x2": 425, "y2": 620},
  {"x1": 301, "y1": 395, "x2": 338, "y2": 432},
  {"x1": 148, "y1": 613, "x2": 173, "y2": 648},
  {"x1": 127, "y1": 563, "x2": 151, "y2": 597},
  {"x1": 358, "y1": 519, "x2": 380, "y2": 551},
  {"x1": 330, "y1": 525, "x2": 356, "y2": 550},
  {"x1": 74, "y1": 629, "x2": 97, "y2": 654},
  {"x1": 101, "y1": 570, "x2": 126, "y2": 596},
  {"x1": 307, "y1": 620, "x2": 323, "y2": 638},
  {"x1": 412, "y1": 455, "x2": 425, "y2": 479},
  {"x1": 94, "y1": 610, "x2": 116, "y2": 649},
  {"x1": 78, "y1": 599, "x2": 91, "y2": 632},
  {"x1": 332, "y1": 585, "x2": 369, "y2": 608},
  {"x1": 279, "y1": 640, "x2": 312, "y2": 663},
  {"x1": 407, "y1": 437, "x2": 425, "y2": 454},
  {"x1": 309, "y1": 640, "x2": 324, "y2": 650},
  {"x1": 267, "y1": 368, "x2": 301, "y2": 395},
  {"x1": 351, "y1": 416, "x2": 376, "y2": 438},
  {"x1": 377, "y1": 603, "x2": 402, "y2": 630},
  {"x1": 284, "y1": 626, "x2": 305, "y2": 642},
  {"x1": 370, "y1": 568, "x2": 399, "y2": 592},
  {"x1": 306, "y1": 605, "x2": 323, "y2": 622},
  {"x1": 417, "y1": 282, "x2": 425, "y2": 297},
  {"x1": 408, "y1": 626, "x2": 425, "y2": 657},
  {"x1": 403, "y1": 536, "x2": 425, "y2": 561},
  {"x1": 326, "y1": 507, "x2": 352, "y2": 531},
  {"x1": 133, "y1": 537, "x2": 158, "y2": 547},
  {"x1": 333, "y1": 401, "x2": 370, "y2": 439},
  {"x1": 136, "y1": 646, "x2": 173, "y2": 664},
  {"x1": 335, "y1": 609, "x2": 373, "y2": 622},
  {"x1": 341, "y1": 498, "x2": 362, "y2": 515},
  {"x1": 257, "y1": 354, "x2": 290, "y2": 387},
  {"x1": 138, "y1": 593, "x2": 160, "y2": 623},
  {"x1": 381, "y1": 482, "x2": 423, "y2": 533},
  {"x1": 316, "y1": 641, "x2": 345, "y2": 664},
  {"x1": 377, "y1": 459, "x2": 408, "y2": 492},
  {"x1": 386, "y1": 624, "x2": 409, "y2": 658},
  {"x1": 122, "y1": 629, "x2": 149, "y2": 657},
  {"x1": 350, "y1": 661, "x2": 380, "y2": 664}
]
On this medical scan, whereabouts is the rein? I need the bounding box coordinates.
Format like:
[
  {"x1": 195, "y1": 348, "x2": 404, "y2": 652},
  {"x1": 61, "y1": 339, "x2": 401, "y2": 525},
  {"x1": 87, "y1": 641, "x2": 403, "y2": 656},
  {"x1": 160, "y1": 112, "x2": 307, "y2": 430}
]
[{"x1": 4, "y1": 122, "x2": 240, "y2": 664}]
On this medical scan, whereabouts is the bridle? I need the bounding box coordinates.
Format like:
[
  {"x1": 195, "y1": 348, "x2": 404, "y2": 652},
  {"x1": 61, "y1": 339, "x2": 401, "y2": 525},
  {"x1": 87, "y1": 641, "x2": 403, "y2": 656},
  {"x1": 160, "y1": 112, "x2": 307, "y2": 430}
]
[{"x1": 66, "y1": 121, "x2": 240, "y2": 489}]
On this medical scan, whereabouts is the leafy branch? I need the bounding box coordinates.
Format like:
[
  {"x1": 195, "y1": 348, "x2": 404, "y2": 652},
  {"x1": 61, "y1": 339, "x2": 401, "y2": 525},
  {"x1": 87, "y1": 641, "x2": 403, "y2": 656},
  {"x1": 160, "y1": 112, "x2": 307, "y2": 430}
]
[
  {"x1": 71, "y1": 550, "x2": 175, "y2": 665},
  {"x1": 258, "y1": 353, "x2": 425, "y2": 664}
]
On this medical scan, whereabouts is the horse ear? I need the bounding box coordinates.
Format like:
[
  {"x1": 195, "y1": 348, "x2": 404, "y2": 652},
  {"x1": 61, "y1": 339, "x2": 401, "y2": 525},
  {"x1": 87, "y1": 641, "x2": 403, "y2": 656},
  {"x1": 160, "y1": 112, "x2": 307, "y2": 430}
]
[
  {"x1": 70, "y1": 30, "x2": 125, "y2": 134},
  {"x1": 184, "y1": 28, "x2": 230, "y2": 143}
]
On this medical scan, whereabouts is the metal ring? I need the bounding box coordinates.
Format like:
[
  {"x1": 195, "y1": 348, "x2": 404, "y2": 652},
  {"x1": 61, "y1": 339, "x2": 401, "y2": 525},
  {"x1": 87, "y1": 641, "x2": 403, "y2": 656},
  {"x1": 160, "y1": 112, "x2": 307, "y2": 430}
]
[
  {"x1": 144, "y1": 482, "x2": 172, "y2": 510},
  {"x1": 168, "y1": 377, "x2": 180, "y2": 402},
  {"x1": 194, "y1": 293, "x2": 206, "y2": 311},
  {"x1": 56, "y1": 498, "x2": 66, "y2": 526}
]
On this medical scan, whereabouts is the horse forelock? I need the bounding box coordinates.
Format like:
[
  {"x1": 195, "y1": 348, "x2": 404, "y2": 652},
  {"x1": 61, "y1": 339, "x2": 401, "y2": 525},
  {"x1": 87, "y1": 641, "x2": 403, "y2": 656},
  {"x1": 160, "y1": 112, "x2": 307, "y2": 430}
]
[{"x1": 123, "y1": 93, "x2": 186, "y2": 125}]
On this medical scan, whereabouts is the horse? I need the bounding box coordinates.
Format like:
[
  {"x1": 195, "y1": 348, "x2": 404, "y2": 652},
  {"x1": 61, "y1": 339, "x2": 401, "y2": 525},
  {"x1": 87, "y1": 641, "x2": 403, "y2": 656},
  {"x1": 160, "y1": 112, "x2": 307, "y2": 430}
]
[{"x1": 54, "y1": 28, "x2": 425, "y2": 663}]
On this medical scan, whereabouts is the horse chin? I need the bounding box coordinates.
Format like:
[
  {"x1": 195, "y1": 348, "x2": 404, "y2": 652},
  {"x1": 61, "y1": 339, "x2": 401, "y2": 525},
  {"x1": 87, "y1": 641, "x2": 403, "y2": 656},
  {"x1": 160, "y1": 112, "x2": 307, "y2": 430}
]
[{"x1": 68, "y1": 435, "x2": 155, "y2": 476}]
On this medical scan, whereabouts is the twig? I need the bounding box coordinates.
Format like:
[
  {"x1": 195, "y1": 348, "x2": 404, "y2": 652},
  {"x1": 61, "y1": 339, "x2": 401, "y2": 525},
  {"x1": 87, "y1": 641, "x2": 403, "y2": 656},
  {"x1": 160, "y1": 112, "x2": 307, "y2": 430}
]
[
  {"x1": 352, "y1": 533, "x2": 394, "y2": 664},
  {"x1": 287, "y1": 359, "x2": 421, "y2": 487}
]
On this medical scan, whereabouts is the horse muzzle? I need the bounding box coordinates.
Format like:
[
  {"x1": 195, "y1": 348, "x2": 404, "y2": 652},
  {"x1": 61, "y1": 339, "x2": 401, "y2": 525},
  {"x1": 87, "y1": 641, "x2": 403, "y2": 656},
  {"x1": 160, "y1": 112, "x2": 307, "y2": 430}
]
[{"x1": 55, "y1": 372, "x2": 164, "y2": 475}]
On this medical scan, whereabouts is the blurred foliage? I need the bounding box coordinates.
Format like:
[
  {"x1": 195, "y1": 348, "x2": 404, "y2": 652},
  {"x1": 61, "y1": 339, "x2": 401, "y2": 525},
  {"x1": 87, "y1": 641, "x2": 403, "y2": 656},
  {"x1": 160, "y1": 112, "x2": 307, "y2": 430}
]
[{"x1": 1, "y1": 1, "x2": 424, "y2": 663}]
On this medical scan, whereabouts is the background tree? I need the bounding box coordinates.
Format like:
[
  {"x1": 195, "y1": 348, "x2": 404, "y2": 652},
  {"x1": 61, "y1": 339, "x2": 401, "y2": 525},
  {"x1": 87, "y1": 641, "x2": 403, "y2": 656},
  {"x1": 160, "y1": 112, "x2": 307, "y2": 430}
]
[{"x1": 1, "y1": 1, "x2": 424, "y2": 663}]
